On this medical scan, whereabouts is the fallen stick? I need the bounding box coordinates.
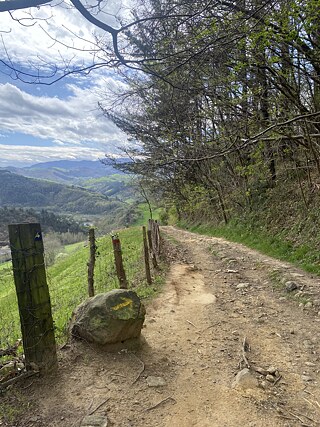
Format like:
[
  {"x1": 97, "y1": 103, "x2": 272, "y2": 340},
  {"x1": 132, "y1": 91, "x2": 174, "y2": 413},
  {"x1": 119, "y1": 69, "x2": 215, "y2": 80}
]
[
  {"x1": 132, "y1": 357, "x2": 145, "y2": 385},
  {"x1": 0, "y1": 371, "x2": 39, "y2": 391},
  {"x1": 242, "y1": 337, "x2": 250, "y2": 369},
  {"x1": 145, "y1": 396, "x2": 176, "y2": 412},
  {"x1": 110, "y1": 373, "x2": 126, "y2": 378},
  {"x1": 0, "y1": 339, "x2": 22, "y2": 357},
  {"x1": 88, "y1": 397, "x2": 110, "y2": 416},
  {"x1": 287, "y1": 410, "x2": 315, "y2": 426},
  {"x1": 272, "y1": 374, "x2": 282, "y2": 387},
  {"x1": 186, "y1": 320, "x2": 197, "y2": 328}
]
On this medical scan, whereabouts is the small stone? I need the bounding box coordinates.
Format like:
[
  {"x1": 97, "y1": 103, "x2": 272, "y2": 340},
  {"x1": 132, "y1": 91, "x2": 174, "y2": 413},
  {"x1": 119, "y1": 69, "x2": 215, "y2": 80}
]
[
  {"x1": 81, "y1": 415, "x2": 108, "y2": 427},
  {"x1": 267, "y1": 366, "x2": 277, "y2": 375},
  {"x1": 236, "y1": 283, "x2": 249, "y2": 290},
  {"x1": 232, "y1": 368, "x2": 258, "y2": 390},
  {"x1": 146, "y1": 376, "x2": 166, "y2": 387},
  {"x1": 285, "y1": 281, "x2": 299, "y2": 292},
  {"x1": 304, "y1": 302, "x2": 313, "y2": 308},
  {"x1": 290, "y1": 329, "x2": 295, "y2": 334},
  {"x1": 301, "y1": 375, "x2": 313, "y2": 382},
  {"x1": 303, "y1": 340, "x2": 313, "y2": 349}
]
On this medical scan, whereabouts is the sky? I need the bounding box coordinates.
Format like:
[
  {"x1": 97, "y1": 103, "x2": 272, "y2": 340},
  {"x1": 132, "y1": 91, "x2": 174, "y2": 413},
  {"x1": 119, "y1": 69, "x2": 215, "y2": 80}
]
[{"x1": 0, "y1": 0, "x2": 131, "y2": 167}]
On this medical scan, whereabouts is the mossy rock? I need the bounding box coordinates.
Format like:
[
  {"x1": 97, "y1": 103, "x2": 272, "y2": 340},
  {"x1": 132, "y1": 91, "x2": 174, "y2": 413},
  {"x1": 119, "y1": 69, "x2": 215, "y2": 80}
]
[{"x1": 69, "y1": 289, "x2": 146, "y2": 345}]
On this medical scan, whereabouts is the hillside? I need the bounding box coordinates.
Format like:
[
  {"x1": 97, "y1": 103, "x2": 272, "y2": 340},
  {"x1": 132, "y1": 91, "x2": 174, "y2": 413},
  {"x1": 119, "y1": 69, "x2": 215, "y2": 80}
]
[
  {"x1": 0, "y1": 160, "x2": 126, "y2": 184},
  {"x1": 82, "y1": 174, "x2": 134, "y2": 201},
  {"x1": 0, "y1": 170, "x2": 121, "y2": 214},
  {"x1": 0, "y1": 207, "x2": 85, "y2": 249}
]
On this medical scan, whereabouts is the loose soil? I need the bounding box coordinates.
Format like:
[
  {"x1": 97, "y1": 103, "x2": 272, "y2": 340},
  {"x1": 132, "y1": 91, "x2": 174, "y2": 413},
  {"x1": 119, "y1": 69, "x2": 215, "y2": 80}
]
[{"x1": 2, "y1": 226, "x2": 320, "y2": 427}]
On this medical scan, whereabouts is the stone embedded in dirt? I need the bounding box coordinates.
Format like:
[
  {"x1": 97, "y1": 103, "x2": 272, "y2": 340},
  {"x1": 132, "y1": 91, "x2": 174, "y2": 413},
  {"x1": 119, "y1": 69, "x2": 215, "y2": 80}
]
[
  {"x1": 304, "y1": 301, "x2": 313, "y2": 309},
  {"x1": 301, "y1": 375, "x2": 313, "y2": 382},
  {"x1": 285, "y1": 281, "x2": 299, "y2": 292},
  {"x1": 69, "y1": 290, "x2": 146, "y2": 345},
  {"x1": 80, "y1": 415, "x2": 108, "y2": 427},
  {"x1": 146, "y1": 376, "x2": 166, "y2": 387},
  {"x1": 236, "y1": 283, "x2": 250, "y2": 290},
  {"x1": 267, "y1": 366, "x2": 277, "y2": 375},
  {"x1": 232, "y1": 368, "x2": 258, "y2": 390}
]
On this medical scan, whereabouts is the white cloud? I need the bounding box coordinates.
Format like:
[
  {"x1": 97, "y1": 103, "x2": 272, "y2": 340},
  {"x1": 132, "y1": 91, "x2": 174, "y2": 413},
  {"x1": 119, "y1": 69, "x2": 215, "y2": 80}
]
[
  {"x1": 0, "y1": 81, "x2": 126, "y2": 146},
  {"x1": 0, "y1": 1, "x2": 134, "y2": 166},
  {"x1": 0, "y1": 144, "x2": 106, "y2": 166}
]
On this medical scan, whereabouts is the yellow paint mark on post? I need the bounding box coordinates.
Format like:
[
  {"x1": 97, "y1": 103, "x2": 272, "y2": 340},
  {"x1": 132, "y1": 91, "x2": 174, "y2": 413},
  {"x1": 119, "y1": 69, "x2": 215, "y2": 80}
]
[{"x1": 112, "y1": 297, "x2": 133, "y2": 311}]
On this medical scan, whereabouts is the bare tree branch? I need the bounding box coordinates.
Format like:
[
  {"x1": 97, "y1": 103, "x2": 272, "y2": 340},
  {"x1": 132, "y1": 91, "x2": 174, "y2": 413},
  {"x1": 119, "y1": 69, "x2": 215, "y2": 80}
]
[{"x1": 0, "y1": 0, "x2": 52, "y2": 12}]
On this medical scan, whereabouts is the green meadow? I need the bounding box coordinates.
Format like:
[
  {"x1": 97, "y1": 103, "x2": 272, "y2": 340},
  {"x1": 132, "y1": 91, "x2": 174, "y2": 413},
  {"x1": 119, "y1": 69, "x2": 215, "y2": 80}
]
[{"x1": 0, "y1": 226, "x2": 163, "y2": 347}]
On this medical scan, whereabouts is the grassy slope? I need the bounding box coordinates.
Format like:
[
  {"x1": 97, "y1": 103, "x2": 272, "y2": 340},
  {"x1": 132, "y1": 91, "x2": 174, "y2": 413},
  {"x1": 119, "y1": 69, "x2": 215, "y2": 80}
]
[
  {"x1": 0, "y1": 226, "x2": 163, "y2": 347},
  {"x1": 0, "y1": 170, "x2": 116, "y2": 214},
  {"x1": 133, "y1": 204, "x2": 161, "y2": 226}
]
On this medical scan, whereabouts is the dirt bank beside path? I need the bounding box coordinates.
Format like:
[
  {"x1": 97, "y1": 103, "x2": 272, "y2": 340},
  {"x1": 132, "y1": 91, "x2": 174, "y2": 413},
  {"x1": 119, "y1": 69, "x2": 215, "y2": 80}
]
[{"x1": 5, "y1": 226, "x2": 320, "y2": 427}]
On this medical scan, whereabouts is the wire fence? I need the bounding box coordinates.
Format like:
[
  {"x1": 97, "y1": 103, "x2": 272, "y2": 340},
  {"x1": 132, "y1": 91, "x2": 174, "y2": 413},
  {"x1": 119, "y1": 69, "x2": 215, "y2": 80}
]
[{"x1": 0, "y1": 222, "x2": 161, "y2": 351}]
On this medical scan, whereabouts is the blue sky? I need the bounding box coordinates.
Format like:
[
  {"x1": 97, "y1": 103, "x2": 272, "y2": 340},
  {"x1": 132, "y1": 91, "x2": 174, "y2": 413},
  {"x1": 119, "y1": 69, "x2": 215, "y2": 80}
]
[{"x1": 0, "y1": 1, "x2": 129, "y2": 167}]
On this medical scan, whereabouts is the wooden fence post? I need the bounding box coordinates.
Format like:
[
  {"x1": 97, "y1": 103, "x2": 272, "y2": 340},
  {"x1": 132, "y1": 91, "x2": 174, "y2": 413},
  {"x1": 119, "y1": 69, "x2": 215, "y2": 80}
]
[
  {"x1": 87, "y1": 227, "x2": 96, "y2": 297},
  {"x1": 142, "y1": 226, "x2": 152, "y2": 285},
  {"x1": 111, "y1": 234, "x2": 128, "y2": 289},
  {"x1": 147, "y1": 220, "x2": 158, "y2": 269},
  {"x1": 8, "y1": 223, "x2": 57, "y2": 373},
  {"x1": 155, "y1": 220, "x2": 161, "y2": 255}
]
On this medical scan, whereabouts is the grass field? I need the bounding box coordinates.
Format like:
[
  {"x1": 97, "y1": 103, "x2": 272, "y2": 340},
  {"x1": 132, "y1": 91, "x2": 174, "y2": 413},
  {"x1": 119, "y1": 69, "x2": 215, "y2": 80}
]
[{"x1": 0, "y1": 226, "x2": 163, "y2": 347}]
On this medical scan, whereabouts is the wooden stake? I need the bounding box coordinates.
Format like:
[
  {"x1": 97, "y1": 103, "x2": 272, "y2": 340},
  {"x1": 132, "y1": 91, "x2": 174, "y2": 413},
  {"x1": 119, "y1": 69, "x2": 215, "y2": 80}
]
[
  {"x1": 155, "y1": 220, "x2": 161, "y2": 255},
  {"x1": 87, "y1": 228, "x2": 96, "y2": 297},
  {"x1": 147, "y1": 221, "x2": 158, "y2": 269},
  {"x1": 111, "y1": 234, "x2": 128, "y2": 289},
  {"x1": 8, "y1": 223, "x2": 57, "y2": 373},
  {"x1": 142, "y1": 226, "x2": 152, "y2": 285}
]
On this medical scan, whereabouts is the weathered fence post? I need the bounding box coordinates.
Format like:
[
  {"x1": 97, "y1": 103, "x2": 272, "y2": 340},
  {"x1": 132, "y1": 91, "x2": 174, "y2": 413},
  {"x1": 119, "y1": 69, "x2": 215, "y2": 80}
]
[
  {"x1": 155, "y1": 220, "x2": 161, "y2": 255},
  {"x1": 111, "y1": 234, "x2": 128, "y2": 289},
  {"x1": 142, "y1": 226, "x2": 152, "y2": 285},
  {"x1": 87, "y1": 227, "x2": 96, "y2": 297},
  {"x1": 8, "y1": 223, "x2": 57, "y2": 373},
  {"x1": 147, "y1": 220, "x2": 158, "y2": 269}
]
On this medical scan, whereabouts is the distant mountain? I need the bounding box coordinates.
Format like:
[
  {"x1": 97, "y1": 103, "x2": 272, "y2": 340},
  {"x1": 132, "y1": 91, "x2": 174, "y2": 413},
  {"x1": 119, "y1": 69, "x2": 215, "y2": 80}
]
[
  {"x1": 0, "y1": 159, "x2": 126, "y2": 184},
  {"x1": 0, "y1": 170, "x2": 123, "y2": 215}
]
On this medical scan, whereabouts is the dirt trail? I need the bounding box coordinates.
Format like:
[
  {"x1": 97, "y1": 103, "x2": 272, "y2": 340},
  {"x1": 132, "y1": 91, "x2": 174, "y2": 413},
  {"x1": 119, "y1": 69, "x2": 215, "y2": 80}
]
[{"x1": 8, "y1": 226, "x2": 320, "y2": 427}]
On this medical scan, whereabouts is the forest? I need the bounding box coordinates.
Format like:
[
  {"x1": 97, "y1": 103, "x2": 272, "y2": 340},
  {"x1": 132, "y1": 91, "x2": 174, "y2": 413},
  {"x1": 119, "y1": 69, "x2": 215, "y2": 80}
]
[{"x1": 96, "y1": 0, "x2": 320, "y2": 253}]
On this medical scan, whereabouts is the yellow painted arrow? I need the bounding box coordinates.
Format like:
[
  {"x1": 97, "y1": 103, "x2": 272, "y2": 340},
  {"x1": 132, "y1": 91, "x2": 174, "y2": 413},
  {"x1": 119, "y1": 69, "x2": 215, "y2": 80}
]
[{"x1": 111, "y1": 297, "x2": 133, "y2": 311}]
